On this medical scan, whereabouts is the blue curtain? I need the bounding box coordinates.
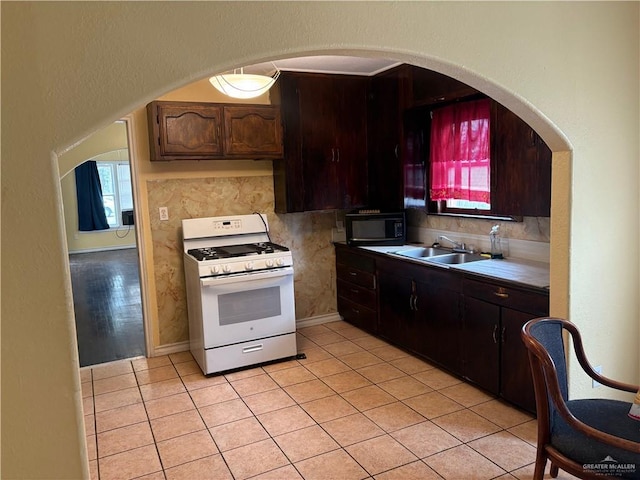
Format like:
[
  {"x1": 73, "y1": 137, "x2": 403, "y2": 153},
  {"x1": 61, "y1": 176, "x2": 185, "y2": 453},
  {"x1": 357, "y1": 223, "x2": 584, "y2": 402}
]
[{"x1": 75, "y1": 161, "x2": 109, "y2": 231}]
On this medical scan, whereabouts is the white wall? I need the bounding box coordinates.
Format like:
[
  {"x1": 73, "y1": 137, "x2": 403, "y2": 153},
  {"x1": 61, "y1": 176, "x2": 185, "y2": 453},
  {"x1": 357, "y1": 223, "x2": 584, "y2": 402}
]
[{"x1": 2, "y1": 2, "x2": 638, "y2": 478}]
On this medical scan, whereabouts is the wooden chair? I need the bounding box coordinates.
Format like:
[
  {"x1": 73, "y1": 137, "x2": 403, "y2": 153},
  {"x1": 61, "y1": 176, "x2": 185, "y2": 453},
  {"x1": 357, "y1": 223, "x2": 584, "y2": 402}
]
[{"x1": 521, "y1": 317, "x2": 640, "y2": 479}]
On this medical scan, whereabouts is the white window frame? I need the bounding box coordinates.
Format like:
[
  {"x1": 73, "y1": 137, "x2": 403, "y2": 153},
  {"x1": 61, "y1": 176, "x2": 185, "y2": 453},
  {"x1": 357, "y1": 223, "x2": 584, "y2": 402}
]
[{"x1": 96, "y1": 160, "x2": 133, "y2": 228}]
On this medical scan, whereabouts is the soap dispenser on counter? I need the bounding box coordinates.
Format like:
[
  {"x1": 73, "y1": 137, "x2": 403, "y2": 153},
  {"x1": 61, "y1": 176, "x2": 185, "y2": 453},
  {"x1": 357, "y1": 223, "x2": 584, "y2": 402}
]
[{"x1": 489, "y1": 225, "x2": 504, "y2": 259}]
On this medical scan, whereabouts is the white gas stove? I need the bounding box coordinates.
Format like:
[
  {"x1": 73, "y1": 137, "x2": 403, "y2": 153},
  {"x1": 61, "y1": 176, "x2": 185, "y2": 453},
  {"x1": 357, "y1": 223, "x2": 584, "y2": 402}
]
[{"x1": 182, "y1": 214, "x2": 297, "y2": 375}]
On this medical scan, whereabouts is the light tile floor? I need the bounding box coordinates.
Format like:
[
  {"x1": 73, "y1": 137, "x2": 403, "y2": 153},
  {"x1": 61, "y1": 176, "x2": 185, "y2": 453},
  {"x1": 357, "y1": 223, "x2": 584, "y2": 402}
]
[{"x1": 81, "y1": 321, "x2": 580, "y2": 480}]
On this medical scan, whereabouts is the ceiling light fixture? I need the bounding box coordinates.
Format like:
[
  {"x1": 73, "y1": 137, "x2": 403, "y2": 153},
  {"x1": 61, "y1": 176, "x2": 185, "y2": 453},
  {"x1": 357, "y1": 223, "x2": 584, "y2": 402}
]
[{"x1": 209, "y1": 64, "x2": 280, "y2": 99}]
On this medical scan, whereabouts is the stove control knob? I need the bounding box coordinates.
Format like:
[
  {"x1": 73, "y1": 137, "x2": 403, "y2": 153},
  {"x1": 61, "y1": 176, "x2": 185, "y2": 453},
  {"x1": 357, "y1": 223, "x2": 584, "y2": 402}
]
[
  {"x1": 222, "y1": 264, "x2": 231, "y2": 273},
  {"x1": 245, "y1": 261, "x2": 254, "y2": 271},
  {"x1": 276, "y1": 258, "x2": 285, "y2": 266},
  {"x1": 210, "y1": 265, "x2": 220, "y2": 275},
  {"x1": 265, "y1": 259, "x2": 275, "y2": 268}
]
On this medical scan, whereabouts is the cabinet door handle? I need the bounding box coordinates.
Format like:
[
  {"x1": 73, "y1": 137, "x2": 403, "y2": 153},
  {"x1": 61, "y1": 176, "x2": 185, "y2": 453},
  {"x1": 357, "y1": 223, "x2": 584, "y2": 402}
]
[
  {"x1": 336, "y1": 148, "x2": 340, "y2": 162},
  {"x1": 350, "y1": 288, "x2": 360, "y2": 294},
  {"x1": 349, "y1": 271, "x2": 357, "y2": 276},
  {"x1": 409, "y1": 294, "x2": 416, "y2": 311},
  {"x1": 492, "y1": 324, "x2": 499, "y2": 344},
  {"x1": 353, "y1": 308, "x2": 360, "y2": 314},
  {"x1": 501, "y1": 326, "x2": 506, "y2": 344},
  {"x1": 394, "y1": 144, "x2": 399, "y2": 159},
  {"x1": 494, "y1": 289, "x2": 509, "y2": 299}
]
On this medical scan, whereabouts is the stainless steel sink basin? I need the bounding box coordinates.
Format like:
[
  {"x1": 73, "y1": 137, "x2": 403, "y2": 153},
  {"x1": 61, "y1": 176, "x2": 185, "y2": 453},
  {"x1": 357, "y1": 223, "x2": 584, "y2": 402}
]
[
  {"x1": 425, "y1": 253, "x2": 486, "y2": 265},
  {"x1": 395, "y1": 247, "x2": 451, "y2": 259}
]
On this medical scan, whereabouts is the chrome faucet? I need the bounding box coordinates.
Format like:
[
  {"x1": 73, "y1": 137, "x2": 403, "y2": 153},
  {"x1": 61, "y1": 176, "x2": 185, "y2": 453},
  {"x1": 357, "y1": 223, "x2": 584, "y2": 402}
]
[{"x1": 438, "y1": 235, "x2": 468, "y2": 253}]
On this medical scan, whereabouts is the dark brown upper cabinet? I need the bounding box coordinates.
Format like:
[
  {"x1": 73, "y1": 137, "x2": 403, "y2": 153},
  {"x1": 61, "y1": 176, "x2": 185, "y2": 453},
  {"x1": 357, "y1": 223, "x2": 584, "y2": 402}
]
[
  {"x1": 273, "y1": 72, "x2": 369, "y2": 213},
  {"x1": 401, "y1": 99, "x2": 552, "y2": 219},
  {"x1": 367, "y1": 65, "x2": 410, "y2": 211},
  {"x1": 367, "y1": 65, "x2": 551, "y2": 218},
  {"x1": 368, "y1": 66, "x2": 482, "y2": 211},
  {"x1": 147, "y1": 101, "x2": 283, "y2": 161},
  {"x1": 492, "y1": 103, "x2": 552, "y2": 217}
]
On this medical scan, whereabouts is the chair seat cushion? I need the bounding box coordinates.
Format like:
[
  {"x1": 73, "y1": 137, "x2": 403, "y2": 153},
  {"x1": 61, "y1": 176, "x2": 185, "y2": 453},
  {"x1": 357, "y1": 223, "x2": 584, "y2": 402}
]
[{"x1": 551, "y1": 398, "x2": 640, "y2": 479}]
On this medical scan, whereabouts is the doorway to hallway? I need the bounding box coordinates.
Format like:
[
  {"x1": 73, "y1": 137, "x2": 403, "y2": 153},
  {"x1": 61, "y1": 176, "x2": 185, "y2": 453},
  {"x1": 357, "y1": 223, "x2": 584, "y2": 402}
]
[{"x1": 70, "y1": 248, "x2": 145, "y2": 366}]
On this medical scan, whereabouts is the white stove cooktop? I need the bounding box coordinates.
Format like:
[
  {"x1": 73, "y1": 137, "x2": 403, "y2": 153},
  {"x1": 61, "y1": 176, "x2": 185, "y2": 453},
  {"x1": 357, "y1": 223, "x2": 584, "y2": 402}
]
[{"x1": 182, "y1": 214, "x2": 293, "y2": 277}]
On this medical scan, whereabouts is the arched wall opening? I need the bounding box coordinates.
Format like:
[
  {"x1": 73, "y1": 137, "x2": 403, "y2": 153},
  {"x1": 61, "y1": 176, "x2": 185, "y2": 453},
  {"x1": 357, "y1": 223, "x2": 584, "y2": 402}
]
[
  {"x1": 4, "y1": 4, "x2": 637, "y2": 479},
  {"x1": 63, "y1": 48, "x2": 571, "y2": 363}
]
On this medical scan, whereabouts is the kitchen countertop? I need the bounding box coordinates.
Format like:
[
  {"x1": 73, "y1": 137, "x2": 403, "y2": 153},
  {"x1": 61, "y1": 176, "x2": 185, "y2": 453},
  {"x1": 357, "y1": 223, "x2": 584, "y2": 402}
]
[
  {"x1": 357, "y1": 244, "x2": 550, "y2": 291},
  {"x1": 451, "y1": 257, "x2": 550, "y2": 290}
]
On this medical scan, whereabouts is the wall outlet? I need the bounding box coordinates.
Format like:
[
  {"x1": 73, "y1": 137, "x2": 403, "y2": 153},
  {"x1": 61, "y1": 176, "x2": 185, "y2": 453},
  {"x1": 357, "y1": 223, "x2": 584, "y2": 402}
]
[
  {"x1": 159, "y1": 207, "x2": 169, "y2": 221},
  {"x1": 336, "y1": 220, "x2": 344, "y2": 233},
  {"x1": 592, "y1": 365, "x2": 603, "y2": 388}
]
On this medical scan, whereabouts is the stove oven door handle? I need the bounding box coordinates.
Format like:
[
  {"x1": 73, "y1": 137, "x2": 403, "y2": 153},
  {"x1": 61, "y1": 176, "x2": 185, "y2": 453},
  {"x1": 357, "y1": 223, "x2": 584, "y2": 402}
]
[{"x1": 200, "y1": 267, "x2": 293, "y2": 288}]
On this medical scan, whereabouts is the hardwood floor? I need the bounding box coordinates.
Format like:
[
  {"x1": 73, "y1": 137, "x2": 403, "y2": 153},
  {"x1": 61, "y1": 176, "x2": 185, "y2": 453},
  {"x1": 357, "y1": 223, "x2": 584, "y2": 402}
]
[{"x1": 70, "y1": 248, "x2": 145, "y2": 367}]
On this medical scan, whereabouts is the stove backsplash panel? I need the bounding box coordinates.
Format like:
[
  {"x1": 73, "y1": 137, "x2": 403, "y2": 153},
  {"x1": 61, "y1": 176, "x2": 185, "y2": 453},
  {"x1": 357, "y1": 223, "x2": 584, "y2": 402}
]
[{"x1": 146, "y1": 175, "x2": 337, "y2": 347}]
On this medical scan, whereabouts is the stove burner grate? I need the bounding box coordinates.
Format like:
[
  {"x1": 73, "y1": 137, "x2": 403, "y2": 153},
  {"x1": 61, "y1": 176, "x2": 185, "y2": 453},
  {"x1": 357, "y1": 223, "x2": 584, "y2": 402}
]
[{"x1": 188, "y1": 242, "x2": 290, "y2": 262}]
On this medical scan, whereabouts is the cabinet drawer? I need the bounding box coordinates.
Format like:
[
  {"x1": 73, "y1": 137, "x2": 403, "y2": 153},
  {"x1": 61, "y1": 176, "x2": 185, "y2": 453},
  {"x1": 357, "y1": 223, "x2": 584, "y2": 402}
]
[
  {"x1": 336, "y1": 263, "x2": 376, "y2": 289},
  {"x1": 337, "y1": 279, "x2": 376, "y2": 306},
  {"x1": 337, "y1": 296, "x2": 377, "y2": 329},
  {"x1": 463, "y1": 278, "x2": 548, "y2": 316},
  {"x1": 335, "y1": 248, "x2": 375, "y2": 273}
]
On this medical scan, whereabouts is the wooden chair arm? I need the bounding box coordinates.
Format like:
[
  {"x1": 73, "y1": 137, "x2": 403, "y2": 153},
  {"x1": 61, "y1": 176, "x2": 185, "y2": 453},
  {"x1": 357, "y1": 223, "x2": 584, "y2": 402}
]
[
  {"x1": 564, "y1": 321, "x2": 639, "y2": 393},
  {"x1": 538, "y1": 349, "x2": 640, "y2": 454}
]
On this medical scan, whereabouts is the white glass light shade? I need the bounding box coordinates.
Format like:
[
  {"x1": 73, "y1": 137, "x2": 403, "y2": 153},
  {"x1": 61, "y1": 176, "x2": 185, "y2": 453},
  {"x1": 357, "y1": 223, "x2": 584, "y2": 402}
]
[{"x1": 209, "y1": 73, "x2": 276, "y2": 99}]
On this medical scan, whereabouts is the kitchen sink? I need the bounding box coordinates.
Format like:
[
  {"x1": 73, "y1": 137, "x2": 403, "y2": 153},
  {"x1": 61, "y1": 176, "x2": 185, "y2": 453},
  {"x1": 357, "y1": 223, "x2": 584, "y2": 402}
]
[
  {"x1": 425, "y1": 253, "x2": 487, "y2": 265},
  {"x1": 394, "y1": 247, "x2": 452, "y2": 259},
  {"x1": 393, "y1": 247, "x2": 488, "y2": 266}
]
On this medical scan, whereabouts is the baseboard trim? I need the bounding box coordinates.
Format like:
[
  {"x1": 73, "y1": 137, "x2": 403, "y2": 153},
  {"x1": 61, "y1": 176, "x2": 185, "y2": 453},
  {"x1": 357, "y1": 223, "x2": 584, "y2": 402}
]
[
  {"x1": 152, "y1": 340, "x2": 190, "y2": 357},
  {"x1": 69, "y1": 244, "x2": 137, "y2": 255},
  {"x1": 296, "y1": 312, "x2": 343, "y2": 329}
]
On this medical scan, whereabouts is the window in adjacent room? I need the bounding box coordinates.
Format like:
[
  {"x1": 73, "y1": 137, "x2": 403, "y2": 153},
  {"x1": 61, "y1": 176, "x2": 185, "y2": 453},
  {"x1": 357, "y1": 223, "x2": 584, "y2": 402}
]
[
  {"x1": 429, "y1": 98, "x2": 491, "y2": 213},
  {"x1": 96, "y1": 157, "x2": 132, "y2": 228}
]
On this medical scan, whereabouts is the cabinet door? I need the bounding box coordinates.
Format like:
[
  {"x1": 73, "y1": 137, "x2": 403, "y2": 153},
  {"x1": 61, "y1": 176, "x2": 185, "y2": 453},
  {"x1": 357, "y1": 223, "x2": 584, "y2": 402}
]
[
  {"x1": 223, "y1": 106, "x2": 283, "y2": 157},
  {"x1": 335, "y1": 76, "x2": 369, "y2": 209},
  {"x1": 462, "y1": 296, "x2": 500, "y2": 393},
  {"x1": 500, "y1": 308, "x2": 537, "y2": 412},
  {"x1": 420, "y1": 283, "x2": 463, "y2": 375},
  {"x1": 298, "y1": 75, "x2": 341, "y2": 210},
  {"x1": 275, "y1": 72, "x2": 369, "y2": 212},
  {"x1": 148, "y1": 102, "x2": 223, "y2": 160},
  {"x1": 368, "y1": 68, "x2": 404, "y2": 210},
  {"x1": 493, "y1": 103, "x2": 552, "y2": 217},
  {"x1": 402, "y1": 108, "x2": 428, "y2": 208},
  {"x1": 378, "y1": 269, "x2": 414, "y2": 347}
]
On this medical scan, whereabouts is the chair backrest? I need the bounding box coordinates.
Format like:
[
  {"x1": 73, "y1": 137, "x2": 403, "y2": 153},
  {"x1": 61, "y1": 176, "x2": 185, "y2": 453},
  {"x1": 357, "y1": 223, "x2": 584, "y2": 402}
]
[{"x1": 525, "y1": 318, "x2": 569, "y2": 402}]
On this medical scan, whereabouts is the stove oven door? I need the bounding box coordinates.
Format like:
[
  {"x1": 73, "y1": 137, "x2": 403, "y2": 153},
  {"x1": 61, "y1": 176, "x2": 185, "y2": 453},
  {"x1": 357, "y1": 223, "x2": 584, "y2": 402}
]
[{"x1": 199, "y1": 267, "x2": 295, "y2": 348}]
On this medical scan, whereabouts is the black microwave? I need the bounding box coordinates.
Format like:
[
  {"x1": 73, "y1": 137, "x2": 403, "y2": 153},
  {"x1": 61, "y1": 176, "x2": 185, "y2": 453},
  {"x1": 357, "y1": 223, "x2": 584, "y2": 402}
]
[{"x1": 345, "y1": 211, "x2": 406, "y2": 246}]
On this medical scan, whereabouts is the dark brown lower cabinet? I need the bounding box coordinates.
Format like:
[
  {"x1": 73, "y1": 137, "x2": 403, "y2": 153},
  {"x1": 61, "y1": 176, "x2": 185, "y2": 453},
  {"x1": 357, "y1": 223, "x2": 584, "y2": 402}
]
[
  {"x1": 460, "y1": 296, "x2": 500, "y2": 393},
  {"x1": 377, "y1": 258, "x2": 462, "y2": 375},
  {"x1": 334, "y1": 245, "x2": 547, "y2": 414},
  {"x1": 462, "y1": 278, "x2": 549, "y2": 413},
  {"x1": 335, "y1": 244, "x2": 377, "y2": 333}
]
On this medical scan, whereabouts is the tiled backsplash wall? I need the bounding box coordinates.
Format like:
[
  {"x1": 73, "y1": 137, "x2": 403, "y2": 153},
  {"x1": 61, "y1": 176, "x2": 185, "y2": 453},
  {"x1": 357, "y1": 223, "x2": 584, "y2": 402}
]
[
  {"x1": 406, "y1": 209, "x2": 550, "y2": 262},
  {"x1": 146, "y1": 175, "x2": 337, "y2": 346}
]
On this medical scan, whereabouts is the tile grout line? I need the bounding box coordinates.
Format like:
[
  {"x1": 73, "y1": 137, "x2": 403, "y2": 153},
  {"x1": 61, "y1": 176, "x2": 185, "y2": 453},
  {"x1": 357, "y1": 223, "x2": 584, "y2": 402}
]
[
  {"x1": 88, "y1": 324, "x2": 541, "y2": 480},
  {"x1": 175, "y1": 355, "x2": 240, "y2": 479},
  {"x1": 133, "y1": 359, "x2": 169, "y2": 479},
  {"x1": 299, "y1": 331, "x2": 537, "y2": 479}
]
